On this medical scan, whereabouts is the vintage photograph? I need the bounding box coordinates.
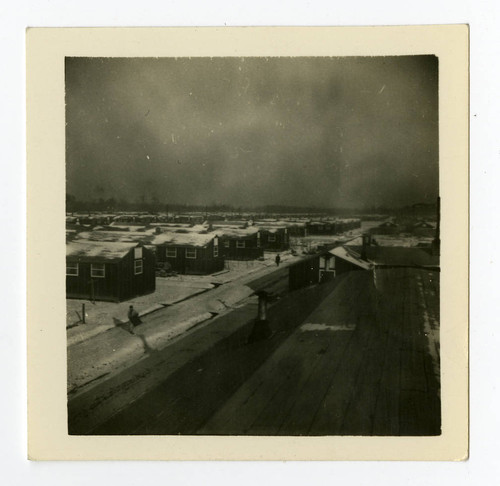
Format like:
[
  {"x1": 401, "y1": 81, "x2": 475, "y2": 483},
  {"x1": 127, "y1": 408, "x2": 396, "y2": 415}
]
[{"x1": 64, "y1": 55, "x2": 441, "y2": 436}]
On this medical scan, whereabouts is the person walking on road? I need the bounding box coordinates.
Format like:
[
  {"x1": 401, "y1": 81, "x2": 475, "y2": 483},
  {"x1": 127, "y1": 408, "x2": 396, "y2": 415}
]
[
  {"x1": 275, "y1": 254, "x2": 281, "y2": 267},
  {"x1": 127, "y1": 305, "x2": 142, "y2": 334}
]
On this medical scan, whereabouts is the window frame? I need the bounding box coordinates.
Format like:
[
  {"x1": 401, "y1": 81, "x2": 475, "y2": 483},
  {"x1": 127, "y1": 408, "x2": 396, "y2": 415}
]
[
  {"x1": 213, "y1": 237, "x2": 219, "y2": 257},
  {"x1": 185, "y1": 248, "x2": 197, "y2": 259},
  {"x1": 134, "y1": 259, "x2": 143, "y2": 275},
  {"x1": 236, "y1": 240, "x2": 246, "y2": 249},
  {"x1": 268, "y1": 233, "x2": 276, "y2": 242},
  {"x1": 90, "y1": 263, "x2": 105, "y2": 278},
  {"x1": 66, "y1": 262, "x2": 79, "y2": 277},
  {"x1": 166, "y1": 247, "x2": 177, "y2": 258}
]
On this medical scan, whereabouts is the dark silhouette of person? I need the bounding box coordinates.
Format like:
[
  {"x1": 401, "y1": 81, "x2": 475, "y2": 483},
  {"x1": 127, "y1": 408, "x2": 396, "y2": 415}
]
[
  {"x1": 127, "y1": 305, "x2": 142, "y2": 334},
  {"x1": 275, "y1": 254, "x2": 281, "y2": 266}
]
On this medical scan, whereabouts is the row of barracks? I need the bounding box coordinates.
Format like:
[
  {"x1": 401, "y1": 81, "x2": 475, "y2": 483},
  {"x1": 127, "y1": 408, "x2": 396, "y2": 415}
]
[
  {"x1": 65, "y1": 218, "x2": 360, "y2": 302},
  {"x1": 66, "y1": 225, "x2": 290, "y2": 301}
]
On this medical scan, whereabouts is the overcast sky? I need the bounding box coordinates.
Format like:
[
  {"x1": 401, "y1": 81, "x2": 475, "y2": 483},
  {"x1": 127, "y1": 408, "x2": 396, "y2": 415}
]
[{"x1": 65, "y1": 56, "x2": 438, "y2": 209}]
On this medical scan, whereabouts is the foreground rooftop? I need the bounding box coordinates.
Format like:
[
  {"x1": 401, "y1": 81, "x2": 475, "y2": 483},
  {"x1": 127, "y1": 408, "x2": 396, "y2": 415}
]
[
  {"x1": 199, "y1": 267, "x2": 440, "y2": 435},
  {"x1": 73, "y1": 265, "x2": 440, "y2": 436}
]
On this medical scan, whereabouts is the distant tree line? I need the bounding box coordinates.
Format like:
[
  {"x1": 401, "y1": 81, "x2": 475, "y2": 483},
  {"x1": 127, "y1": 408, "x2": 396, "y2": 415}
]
[
  {"x1": 66, "y1": 193, "x2": 438, "y2": 217},
  {"x1": 66, "y1": 194, "x2": 244, "y2": 214}
]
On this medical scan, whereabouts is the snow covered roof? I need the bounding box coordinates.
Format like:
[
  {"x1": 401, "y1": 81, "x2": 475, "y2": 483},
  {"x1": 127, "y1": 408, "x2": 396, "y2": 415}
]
[
  {"x1": 329, "y1": 246, "x2": 372, "y2": 270},
  {"x1": 214, "y1": 226, "x2": 260, "y2": 238},
  {"x1": 67, "y1": 240, "x2": 139, "y2": 262},
  {"x1": 282, "y1": 221, "x2": 307, "y2": 227},
  {"x1": 174, "y1": 224, "x2": 210, "y2": 233},
  {"x1": 76, "y1": 231, "x2": 154, "y2": 244},
  {"x1": 150, "y1": 223, "x2": 194, "y2": 228},
  {"x1": 256, "y1": 225, "x2": 287, "y2": 232},
  {"x1": 108, "y1": 223, "x2": 148, "y2": 230},
  {"x1": 152, "y1": 231, "x2": 216, "y2": 247},
  {"x1": 210, "y1": 220, "x2": 249, "y2": 227}
]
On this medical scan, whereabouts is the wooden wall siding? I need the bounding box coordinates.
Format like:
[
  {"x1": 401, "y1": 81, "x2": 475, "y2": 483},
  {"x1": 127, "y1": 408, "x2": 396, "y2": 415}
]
[
  {"x1": 306, "y1": 224, "x2": 337, "y2": 235},
  {"x1": 306, "y1": 220, "x2": 361, "y2": 235},
  {"x1": 118, "y1": 246, "x2": 156, "y2": 300},
  {"x1": 66, "y1": 261, "x2": 119, "y2": 301},
  {"x1": 287, "y1": 226, "x2": 307, "y2": 237},
  {"x1": 260, "y1": 230, "x2": 290, "y2": 251},
  {"x1": 289, "y1": 256, "x2": 321, "y2": 291},
  {"x1": 221, "y1": 238, "x2": 264, "y2": 260},
  {"x1": 66, "y1": 246, "x2": 156, "y2": 302},
  {"x1": 220, "y1": 236, "x2": 263, "y2": 260},
  {"x1": 156, "y1": 240, "x2": 225, "y2": 275}
]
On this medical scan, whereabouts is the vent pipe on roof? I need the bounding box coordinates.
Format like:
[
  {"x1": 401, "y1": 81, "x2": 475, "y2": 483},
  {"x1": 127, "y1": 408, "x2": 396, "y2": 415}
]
[
  {"x1": 248, "y1": 290, "x2": 272, "y2": 343},
  {"x1": 361, "y1": 233, "x2": 371, "y2": 260}
]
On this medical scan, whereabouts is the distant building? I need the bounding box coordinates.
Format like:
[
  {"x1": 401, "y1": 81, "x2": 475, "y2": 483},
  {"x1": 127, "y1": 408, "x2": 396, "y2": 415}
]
[
  {"x1": 306, "y1": 221, "x2": 337, "y2": 235},
  {"x1": 288, "y1": 246, "x2": 362, "y2": 291},
  {"x1": 328, "y1": 245, "x2": 372, "y2": 276},
  {"x1": 216, "y1": 226, "x2": 264, "y2": 260},
  {"x1": 153, "y1": 231, "x2": 224, "y2": 274},
  {"x1": 74, "y1": 230, "x2": 154, "y2": 243},
  {"x1": 305, "y1": 218, "x2": 361, "y2": 236},
  {"x1": 343, "y1": 235, "x2": 440, "y2": 268},
  {"x1": 335, "y1": 218, "x2": 361, "y2": 233},
  {"x1": 357, "y1": 246, "x2": 439, "y2": 268},
  {"x1": 369, "y1": 221, "x2": 400, "y2": 235},
  {"x1": 258, "y1": 226, "x2": 290, "y2": 252},
  {"x1": 284, "y1": 221, "x2": 308, "y2": 237},
  {"x1": 411, "y1": 221, "x2": 437, "y2": 237},
  {"x1": 173, "y1": 214, "x2": 205, "y2": 225},
  {"x1": 288, "y1": 252, "x2": 324, "y2": 291},
  {"x1": 66, "y1": 241, "x2": 156, "y2": 302}
]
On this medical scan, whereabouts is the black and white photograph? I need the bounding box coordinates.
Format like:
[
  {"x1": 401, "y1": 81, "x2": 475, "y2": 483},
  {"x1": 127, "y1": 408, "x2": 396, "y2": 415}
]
[
  {"x1": 25, "y1": 25, "x2": 469, "y2": 462},
  {"x1": 64, "y1": 55, "x2": 441, "y2": 436}
]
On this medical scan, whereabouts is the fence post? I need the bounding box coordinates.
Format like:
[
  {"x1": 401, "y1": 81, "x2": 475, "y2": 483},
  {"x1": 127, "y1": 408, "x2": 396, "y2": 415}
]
[{"x1": 82, "y1": 303, "x2": 86, "y2": 324}]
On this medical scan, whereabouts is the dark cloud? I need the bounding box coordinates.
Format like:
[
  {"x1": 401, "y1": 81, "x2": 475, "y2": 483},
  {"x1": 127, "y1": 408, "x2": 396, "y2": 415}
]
[{"x1": 65, "y1": 56, "x2": 438, "y2": 208}]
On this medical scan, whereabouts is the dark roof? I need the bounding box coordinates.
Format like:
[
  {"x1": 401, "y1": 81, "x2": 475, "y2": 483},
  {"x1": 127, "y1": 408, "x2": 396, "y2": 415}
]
[
  {"x1": 349, "y1": 245, "x2": 439, "y2": 267},
  {"x1": 199, "y1": 267, "x2": 440, "y2": 436},
  {"x1": 413, "y1": 221, "x2": 436, "y2": 228}
]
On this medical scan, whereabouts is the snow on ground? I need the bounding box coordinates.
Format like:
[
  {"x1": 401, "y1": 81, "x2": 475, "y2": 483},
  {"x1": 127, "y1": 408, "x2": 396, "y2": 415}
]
[
  {"x1": 66, "y1": 278, "x2": 214, "y2": 345},
  {"x1": 288, "y1": 221, "x2": 433, "y2": 252},
  {"x1": 67, "y1": 282, "x2": 256, "y2": 392},
  {"x1": 67, "y1": 251, "x2": 296, "y2": 340},
  {"x1": 371, "y1": 234, "x2": 433, "y2": 247},
  {"x1": 174, "y1": 250, "x2": 296, "y2": 285},
  {"x1": 66, "y1": 251, "x2": 301, "y2": 393}
]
